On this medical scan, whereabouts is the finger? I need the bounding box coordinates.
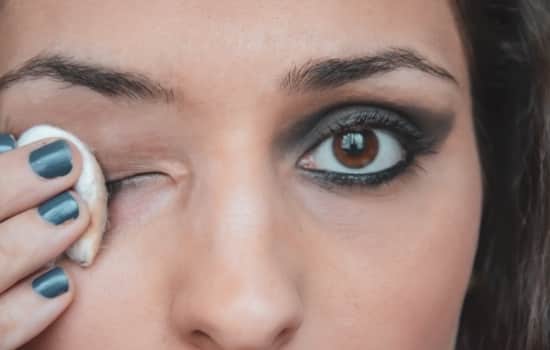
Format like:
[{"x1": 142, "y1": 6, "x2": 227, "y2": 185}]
[
  {"x1": 0, "y1": 192, "x2": 90, "y2": 294},
  {"x1": 0, "y1": 134, "x2": 16, "y2": 154},
  {"x1": 0, "y1": 266, "x2": 73, "y2": 350},
  {"x1": 0, "y1": 136, "x2": 83, "y2": 221},
  {"x1": 16, "y1": 125, "x2": 110, "y2": 267}
]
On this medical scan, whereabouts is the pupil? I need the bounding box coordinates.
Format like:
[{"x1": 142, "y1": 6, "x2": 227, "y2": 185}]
[
  {"x1": 341, "y1": 133, "x2": 365, "y2": 155},
  {"x1": 332, "y1": 130, "x2": 379, "y2": 169}
]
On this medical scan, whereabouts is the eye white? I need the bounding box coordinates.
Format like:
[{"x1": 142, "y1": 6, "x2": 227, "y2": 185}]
[{"x1": 306, "y1": 129, "x2": 405, "y2": 174}]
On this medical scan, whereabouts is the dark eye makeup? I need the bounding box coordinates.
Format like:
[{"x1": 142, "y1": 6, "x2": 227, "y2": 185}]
[{"x1": 295, "y1": 104, "x2": 447, "y2": 189}]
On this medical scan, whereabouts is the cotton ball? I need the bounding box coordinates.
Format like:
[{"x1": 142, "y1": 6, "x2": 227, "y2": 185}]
[{"x1": 18, "y1": 124, "x2": 108, "y2": 267}]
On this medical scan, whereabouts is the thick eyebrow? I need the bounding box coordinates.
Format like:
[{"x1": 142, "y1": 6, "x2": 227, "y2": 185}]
[
  {"x1": 280, "y1": 48, "x2": 458, "y2": 92},
  {"x1": 0, "y1": 54, "x2": 174, "y2": 102}
]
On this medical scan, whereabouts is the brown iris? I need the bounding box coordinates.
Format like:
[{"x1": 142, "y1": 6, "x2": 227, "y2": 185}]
[{"x1": 332, "y1": 129, "x2": 379, "y2": 169}]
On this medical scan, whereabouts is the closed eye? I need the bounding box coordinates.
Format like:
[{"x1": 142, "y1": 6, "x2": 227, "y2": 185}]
[{"x1": 106, "y1": 172, "x2": 166, "y2": 197}]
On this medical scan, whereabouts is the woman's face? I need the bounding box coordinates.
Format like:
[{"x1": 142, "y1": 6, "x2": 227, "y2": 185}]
[{"x1": 0, "y1": 1, "x2": 481, "y2": 349}]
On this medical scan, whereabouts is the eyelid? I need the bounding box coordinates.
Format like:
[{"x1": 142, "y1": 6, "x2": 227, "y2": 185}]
[
  {"x1": 305, "y1": 105, "x2": 423, "y2": 150},
  {"x1": 106, "y1": 172, "x2": 166, "y2": 195},
  {"x1": 277, "y1": 99, "x2": 454, "y2": 159}
]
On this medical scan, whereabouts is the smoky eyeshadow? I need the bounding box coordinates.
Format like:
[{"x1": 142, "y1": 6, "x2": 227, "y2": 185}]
[{"x1": 274, "y1": 100, "x2": 455, "y2": 158}]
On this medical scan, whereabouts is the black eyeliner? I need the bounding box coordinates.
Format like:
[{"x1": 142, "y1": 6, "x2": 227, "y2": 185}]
[
  {"x1": 275, "y1": 99, "x2": 455, "y2": 154},
  {"x1": 286, "y1": 102, "x2": 453, "y2": 189},
  {"x1": 276, "y1": 99, "x2": 454, "y2": 158},
  {"x1": 306, "y1": 107, "x2": 425, "y2": 152},
  {"x1": 299, "y1": 159, "x2": 410, "y2": 188}
]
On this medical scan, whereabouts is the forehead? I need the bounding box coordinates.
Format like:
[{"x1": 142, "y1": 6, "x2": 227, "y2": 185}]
[{"x1": 0, "y1": 0, "x2": 466, "y2": 89}]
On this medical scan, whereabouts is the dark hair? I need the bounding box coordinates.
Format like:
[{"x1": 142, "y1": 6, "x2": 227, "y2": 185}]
[{"x1": 455, "y1": 0, "x2": 550, "y2": 349}]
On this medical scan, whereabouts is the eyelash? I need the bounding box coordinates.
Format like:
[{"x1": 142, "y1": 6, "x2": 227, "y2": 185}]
[
  {"x1": 106, "y1": 172, "x2": 162, "y2": 198},
  {"x1": 297, "y1": 106, "x2": 437, "y2": 189}
]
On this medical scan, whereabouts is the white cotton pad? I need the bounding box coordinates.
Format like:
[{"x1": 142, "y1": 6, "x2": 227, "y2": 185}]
[{"x1": 17, "y1": 124, "x2": 108, "y2": 267}]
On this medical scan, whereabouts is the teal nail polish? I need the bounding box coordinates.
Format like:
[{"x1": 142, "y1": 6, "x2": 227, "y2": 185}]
[
  {"x1": 29, "y1": 140, "x2": 73, "y2": 179},
  {"x1": 0, "y1": 133, "x2": 16, "y2": 154},
  {"x1": 32, "y1": 267, "x2": 69, "y2": 299},
  {"x1": 38, "y1": 192, "x2": 79, "y2": 225}
]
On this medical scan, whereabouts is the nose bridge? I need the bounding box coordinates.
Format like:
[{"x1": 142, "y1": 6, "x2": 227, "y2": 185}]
[
  {"x1": 171, "y1": 130, "x2": 304, "y2": 349},
  {"x1": 202, "y1": 128, "x2": 276, "y2": 246}
]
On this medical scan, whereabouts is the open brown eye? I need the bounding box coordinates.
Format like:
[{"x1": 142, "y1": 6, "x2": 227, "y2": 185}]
[
  {"x1": 332, "y1": 129, "x2": 379, "y2": 169},
  {"x1": 298, "y1": 127, "x2": 404, "y2": 175}
]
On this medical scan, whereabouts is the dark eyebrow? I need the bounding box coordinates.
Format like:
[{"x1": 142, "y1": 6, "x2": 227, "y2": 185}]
[
  {"x1": 280, "y1": 48, "x2": 458, "y2": 92},
  {"x1": 0, "y1": 54, "x2": 174, "y2": 102}
]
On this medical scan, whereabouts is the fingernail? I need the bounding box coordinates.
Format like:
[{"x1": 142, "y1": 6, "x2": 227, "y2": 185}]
[
  {"x1": 0, "y1": 133, "x2": 16, "y2": 154},
  {"x1": 38, "y1": 192, "x2": 79, "y2": 225},
  {"x1": 32, "y1": 267, "x2": 69, "y2": 299},
  {"x1": 29, "y1": 140, "x2": 73, "y2": 179}
]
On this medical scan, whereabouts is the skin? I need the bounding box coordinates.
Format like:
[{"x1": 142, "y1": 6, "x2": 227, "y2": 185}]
[{"x1": 0, "y1": 0, "x2": 482, "y2": 349}]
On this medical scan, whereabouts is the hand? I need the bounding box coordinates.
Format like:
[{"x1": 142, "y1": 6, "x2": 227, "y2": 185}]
[{"x1": 0, "y1": 134, "x2": 90, "y2": 350}]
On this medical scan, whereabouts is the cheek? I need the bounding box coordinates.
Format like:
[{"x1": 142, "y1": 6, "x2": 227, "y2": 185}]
[
  {"x1": 26, "y1": 205, "x2": 187, "y2": 349},
  {"x1": 292, "y1": 185, "x2": 480, "y2": 348},
  {"x1": 292, "y1": 129, "x2": 482, "y2": 347}
]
